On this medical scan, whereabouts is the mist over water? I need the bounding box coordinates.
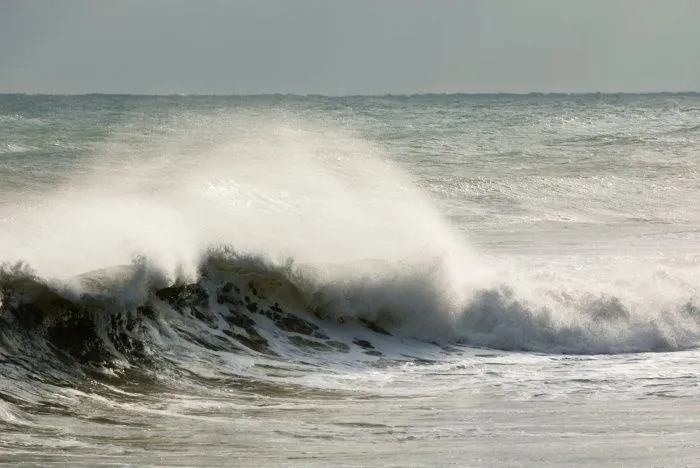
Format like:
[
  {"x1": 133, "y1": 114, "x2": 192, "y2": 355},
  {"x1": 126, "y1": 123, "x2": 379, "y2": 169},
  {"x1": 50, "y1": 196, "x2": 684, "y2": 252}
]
[{"x1": 1, "y1": 94, "x2": 700, "y2": 466}]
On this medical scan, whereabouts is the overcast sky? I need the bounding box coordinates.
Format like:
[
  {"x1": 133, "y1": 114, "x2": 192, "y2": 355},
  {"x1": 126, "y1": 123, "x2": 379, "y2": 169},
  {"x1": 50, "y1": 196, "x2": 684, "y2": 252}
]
[{"x1": 1, "y1": 0, "x2": 699, "y2": 94}]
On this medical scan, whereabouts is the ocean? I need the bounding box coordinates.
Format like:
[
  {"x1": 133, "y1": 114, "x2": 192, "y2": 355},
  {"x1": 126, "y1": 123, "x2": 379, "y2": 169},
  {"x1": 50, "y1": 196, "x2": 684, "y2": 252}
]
[{"x1": 1, "y1": 93, "x2": 699, "y2": 466}]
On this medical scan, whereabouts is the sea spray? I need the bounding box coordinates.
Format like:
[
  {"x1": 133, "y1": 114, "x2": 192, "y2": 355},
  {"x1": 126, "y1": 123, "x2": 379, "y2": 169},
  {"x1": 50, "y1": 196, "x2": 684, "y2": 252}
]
[{"x1": 0, "y1": 113, "x2": 480, "y2": 299}]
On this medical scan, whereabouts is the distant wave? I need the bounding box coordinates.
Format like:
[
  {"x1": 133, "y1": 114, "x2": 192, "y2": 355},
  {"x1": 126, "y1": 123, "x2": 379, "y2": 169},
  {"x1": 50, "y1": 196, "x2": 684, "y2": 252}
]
[
  {"x1": 0, "y1": 143, "x2": 37, "y2": 155},
  {"x1": 666, "y1": 123, "x2": 700, "y2": 136},
  {"x1": 543, "y1": 133, "x2": 647, "y2": 147}
]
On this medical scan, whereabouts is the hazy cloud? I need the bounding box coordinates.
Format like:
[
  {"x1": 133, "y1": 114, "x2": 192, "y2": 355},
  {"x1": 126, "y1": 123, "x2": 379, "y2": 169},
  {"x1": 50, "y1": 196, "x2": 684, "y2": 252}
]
[{"x1": 1, "y1": 0, "x2": 699, "y2": 94}]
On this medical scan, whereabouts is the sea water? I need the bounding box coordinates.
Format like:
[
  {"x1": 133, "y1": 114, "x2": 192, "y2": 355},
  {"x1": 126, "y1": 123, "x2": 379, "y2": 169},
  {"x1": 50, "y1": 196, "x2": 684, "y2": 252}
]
[{"x1": 1, "y1": 94, "x2": 699, "y2": 466}]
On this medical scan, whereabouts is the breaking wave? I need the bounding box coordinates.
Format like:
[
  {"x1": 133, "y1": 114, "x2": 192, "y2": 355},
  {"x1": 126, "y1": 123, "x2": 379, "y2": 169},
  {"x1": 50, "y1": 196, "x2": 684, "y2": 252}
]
[
  {"x1": 2, "y1": 247, "x2": 699, "y2": 388},
  {"x1": 1, "y1": 116, "x2": 699, "y2": 394}
]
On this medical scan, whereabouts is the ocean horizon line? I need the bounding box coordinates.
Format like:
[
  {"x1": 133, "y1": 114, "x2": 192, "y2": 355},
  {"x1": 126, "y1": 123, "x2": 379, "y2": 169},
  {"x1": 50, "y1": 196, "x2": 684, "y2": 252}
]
[{"x1": 1, "y1": 91, "x2": 698, "y2": 98}]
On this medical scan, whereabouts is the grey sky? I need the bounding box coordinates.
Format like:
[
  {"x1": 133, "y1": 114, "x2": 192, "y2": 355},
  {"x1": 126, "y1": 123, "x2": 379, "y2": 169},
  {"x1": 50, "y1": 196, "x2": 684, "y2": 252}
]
[{"x1": 1, "y1": 0, "x2": 699, "y2": 94}]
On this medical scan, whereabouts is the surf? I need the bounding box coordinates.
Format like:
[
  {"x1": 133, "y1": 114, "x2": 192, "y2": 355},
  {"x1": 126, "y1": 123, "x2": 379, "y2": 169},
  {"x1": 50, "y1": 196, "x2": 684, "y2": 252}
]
[{"x1": 1, "y1": 112, "x2": 700, "y2": 393}]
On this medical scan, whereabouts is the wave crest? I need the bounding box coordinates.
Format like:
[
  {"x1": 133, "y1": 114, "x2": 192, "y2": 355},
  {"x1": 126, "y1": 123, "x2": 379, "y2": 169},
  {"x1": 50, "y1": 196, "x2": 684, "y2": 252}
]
[{"x1": 2, "y1": 249, "x2": 699, "y2": 381}]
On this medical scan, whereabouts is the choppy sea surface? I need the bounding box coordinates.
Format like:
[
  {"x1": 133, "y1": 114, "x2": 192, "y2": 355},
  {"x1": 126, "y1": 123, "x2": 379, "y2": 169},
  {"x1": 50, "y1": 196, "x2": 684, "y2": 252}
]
[{"x1": 1, "y1": 94, "x2": 700, "y2": 466}]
